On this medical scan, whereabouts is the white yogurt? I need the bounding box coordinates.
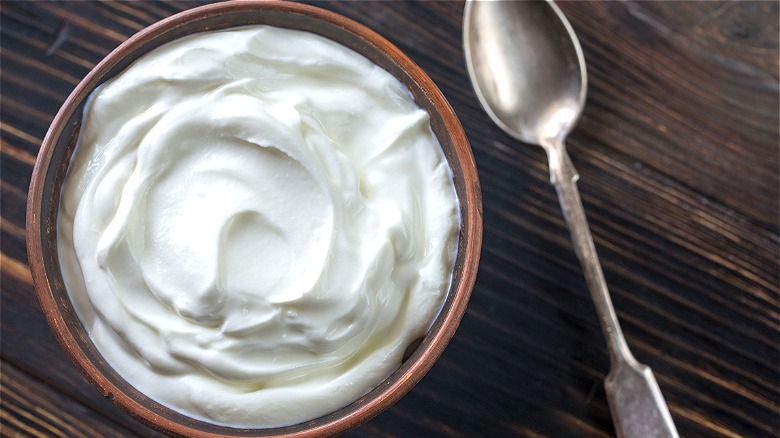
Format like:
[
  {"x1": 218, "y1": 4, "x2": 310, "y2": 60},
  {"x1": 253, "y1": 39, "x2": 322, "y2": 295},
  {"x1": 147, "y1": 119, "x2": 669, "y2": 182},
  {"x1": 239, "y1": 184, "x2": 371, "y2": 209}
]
[{"x1": 58, "y1": 25, "x2": 459, "y2": 428}]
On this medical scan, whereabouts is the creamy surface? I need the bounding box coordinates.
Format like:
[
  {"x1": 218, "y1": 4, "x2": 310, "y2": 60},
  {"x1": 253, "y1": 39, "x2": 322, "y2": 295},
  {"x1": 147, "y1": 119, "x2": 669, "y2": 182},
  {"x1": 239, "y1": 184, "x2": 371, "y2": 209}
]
[{"x1": 58, "y1": 26, "x2": 459, "y2": 428}]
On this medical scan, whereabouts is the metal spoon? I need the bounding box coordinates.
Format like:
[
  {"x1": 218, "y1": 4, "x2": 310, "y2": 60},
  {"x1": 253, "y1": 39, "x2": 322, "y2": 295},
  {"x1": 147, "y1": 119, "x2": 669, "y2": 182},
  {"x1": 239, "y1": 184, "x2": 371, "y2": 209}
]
[{"x1": 463, "y1": 1, "x2": 678, "y2": 437}]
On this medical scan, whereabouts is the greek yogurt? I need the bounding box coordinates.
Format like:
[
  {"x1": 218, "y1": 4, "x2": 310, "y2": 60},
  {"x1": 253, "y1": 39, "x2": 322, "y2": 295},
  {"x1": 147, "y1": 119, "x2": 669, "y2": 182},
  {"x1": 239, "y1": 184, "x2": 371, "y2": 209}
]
[{"x1": 57, "y1": 25, "x2": 459, "y2": 427}]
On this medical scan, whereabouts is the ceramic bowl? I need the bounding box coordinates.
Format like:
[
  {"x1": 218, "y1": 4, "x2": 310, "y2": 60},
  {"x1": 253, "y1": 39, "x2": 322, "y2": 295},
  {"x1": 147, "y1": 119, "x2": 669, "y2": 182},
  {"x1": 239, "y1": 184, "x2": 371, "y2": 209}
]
[{"x1": 26, "y1": 2, "x2": 482, "y2": 437}]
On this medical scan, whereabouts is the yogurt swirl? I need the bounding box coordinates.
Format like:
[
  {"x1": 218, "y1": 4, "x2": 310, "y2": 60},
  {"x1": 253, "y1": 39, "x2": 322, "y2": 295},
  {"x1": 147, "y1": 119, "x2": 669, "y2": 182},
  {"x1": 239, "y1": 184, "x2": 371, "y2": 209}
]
[{"x1": 58, "y1": 26, "x2": 459, "y2": 427}]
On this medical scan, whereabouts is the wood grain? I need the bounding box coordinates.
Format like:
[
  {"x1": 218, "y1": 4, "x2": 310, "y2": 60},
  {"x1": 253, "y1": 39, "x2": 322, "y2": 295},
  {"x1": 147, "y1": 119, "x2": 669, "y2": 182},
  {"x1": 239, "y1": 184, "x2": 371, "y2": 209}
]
[{"x1": 1, "y1": 1, "x2": 777, "y2": 437}]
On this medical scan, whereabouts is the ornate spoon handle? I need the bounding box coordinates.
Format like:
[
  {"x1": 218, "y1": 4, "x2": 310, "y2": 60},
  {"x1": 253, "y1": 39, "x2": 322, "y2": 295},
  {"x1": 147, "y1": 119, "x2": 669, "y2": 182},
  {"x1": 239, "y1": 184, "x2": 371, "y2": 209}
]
[{"x1": 543, "y1": 138, "x2": 679, "y2": 438}]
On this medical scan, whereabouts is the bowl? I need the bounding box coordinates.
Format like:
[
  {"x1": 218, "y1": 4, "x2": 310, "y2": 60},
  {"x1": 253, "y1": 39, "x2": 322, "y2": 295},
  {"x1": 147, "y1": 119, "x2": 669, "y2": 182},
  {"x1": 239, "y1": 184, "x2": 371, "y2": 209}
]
[{"x1": 26, "y1": 1, "x2": 482, "y2": 437}]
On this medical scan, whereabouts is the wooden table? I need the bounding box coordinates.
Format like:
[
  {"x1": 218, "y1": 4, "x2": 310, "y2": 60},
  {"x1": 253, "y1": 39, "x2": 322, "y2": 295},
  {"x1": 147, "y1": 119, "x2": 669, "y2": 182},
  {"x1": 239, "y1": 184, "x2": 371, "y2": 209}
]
[{"x1": 2, "y1": 1, "x2": 777, "y2": 436}]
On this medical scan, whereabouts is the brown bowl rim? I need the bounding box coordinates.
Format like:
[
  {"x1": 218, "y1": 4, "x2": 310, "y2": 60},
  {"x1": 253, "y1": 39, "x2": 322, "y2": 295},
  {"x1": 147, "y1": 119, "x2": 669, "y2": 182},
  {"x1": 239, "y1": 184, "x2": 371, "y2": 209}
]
[{"x1": 26, "y1": 1, "x2": 483, "y2": 437}]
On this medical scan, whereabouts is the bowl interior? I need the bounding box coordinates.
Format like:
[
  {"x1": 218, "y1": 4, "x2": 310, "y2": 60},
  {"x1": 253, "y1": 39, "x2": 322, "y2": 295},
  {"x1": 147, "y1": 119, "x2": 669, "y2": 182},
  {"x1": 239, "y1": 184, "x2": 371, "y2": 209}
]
[{"x1": 27, "y1": 2, "x2": 481, "y2": 437}]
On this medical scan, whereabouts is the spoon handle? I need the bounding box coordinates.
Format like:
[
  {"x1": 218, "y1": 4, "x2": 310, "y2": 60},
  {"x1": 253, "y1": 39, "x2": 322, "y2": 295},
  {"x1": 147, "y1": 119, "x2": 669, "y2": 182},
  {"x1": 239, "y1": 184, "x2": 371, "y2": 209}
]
[
  {"x1": 605, "y1": 359, "x2": 679, "y2": 438},
  {"x1": 544, "y1": 139, "x2": 678, "y2": 438}
]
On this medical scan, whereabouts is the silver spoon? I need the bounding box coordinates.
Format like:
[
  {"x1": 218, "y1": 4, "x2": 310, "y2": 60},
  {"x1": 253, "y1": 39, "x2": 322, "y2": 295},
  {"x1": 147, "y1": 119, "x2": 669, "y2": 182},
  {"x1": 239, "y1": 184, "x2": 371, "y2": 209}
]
[{"x1": 463, "y1": 1, "x2": 678, "y2": 437}]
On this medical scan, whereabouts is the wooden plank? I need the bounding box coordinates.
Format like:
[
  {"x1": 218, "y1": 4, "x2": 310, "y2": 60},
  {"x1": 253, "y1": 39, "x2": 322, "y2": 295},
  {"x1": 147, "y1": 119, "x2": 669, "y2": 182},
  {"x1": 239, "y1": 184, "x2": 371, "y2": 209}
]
[
  {"x1": 0, "y1": 360, "x2": 158, "y2": 438},
  {"x1": 1, "y1": 1, "x2": 777, "y2": 437}
]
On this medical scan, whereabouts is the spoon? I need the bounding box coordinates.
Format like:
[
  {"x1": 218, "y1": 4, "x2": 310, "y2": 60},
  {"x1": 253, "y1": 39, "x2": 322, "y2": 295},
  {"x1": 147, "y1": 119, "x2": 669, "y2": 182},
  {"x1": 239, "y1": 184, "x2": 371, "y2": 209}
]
[{"x1": 463, "y1": 1, "x2": 678, "y2": 437}]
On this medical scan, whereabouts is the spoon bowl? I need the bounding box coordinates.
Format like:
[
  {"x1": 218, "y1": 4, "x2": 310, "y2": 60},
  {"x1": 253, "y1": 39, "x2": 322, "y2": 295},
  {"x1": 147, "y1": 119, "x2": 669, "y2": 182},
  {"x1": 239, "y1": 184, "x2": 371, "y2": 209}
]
[{"x1": 464, "y1": 0, "x2": 586, "y2": 145}]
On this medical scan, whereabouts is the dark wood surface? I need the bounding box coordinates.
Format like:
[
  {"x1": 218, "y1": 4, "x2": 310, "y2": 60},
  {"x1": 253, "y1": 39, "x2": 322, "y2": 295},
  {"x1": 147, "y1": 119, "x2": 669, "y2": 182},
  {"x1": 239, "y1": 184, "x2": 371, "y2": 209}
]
[{"x1": 1, "y1": 1, "x2": 777, "y2": 437}]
